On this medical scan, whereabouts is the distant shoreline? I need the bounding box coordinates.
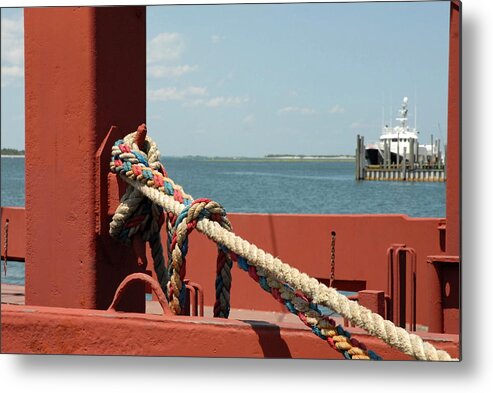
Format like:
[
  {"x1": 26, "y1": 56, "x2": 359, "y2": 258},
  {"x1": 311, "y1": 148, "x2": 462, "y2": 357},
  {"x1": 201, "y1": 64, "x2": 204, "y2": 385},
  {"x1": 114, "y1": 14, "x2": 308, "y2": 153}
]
[
  {"x1": 0, "y1": 154, "x2": 355, "y2": 162},
  {"x1": 173, "y1": 155, "x2": 355, "y2": 162},
  {"x1": 204, "y1": 157, "x2": 355, "y2": 163}
]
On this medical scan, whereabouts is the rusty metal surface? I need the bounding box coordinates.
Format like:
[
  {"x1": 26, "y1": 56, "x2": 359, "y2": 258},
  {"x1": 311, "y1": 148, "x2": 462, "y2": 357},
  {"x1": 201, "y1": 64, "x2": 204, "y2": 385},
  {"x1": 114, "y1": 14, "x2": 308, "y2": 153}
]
[
  {"x1": 427, "y1": 255, "x2": 460, "y2": 264},
  {"x1": 358, "y1": 290, "x2": 386, "y2": 318},
  {"x1": 0, "y1": 303, "x2": 459, "y2": 359},
  {"x1": 387, "y1": 245, "x2": 417, "y2": 331},
  {"x1": 24, "y1": 7, "x2": 147, "y2": 312},
  {"x1": 175, "y1": 213, "x2": 455, "y2": 333},
  {"x1": 108, "y1": 273, "x2": 171, "y2": 315},
  {"x1": 446, "y1": 0, "x2": 461, "y2": 256},
  {"x1": 2, "y1": 204, "x2": 458, "y2": 334},
  {"x1": 184, "y1": 280, "x2": 204, "y2": 317}
]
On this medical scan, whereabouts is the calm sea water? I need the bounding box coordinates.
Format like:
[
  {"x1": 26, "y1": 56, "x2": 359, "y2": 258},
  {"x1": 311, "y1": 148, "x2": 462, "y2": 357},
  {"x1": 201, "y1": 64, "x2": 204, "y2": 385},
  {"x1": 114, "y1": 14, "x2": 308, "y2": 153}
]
[
  {"x1": 1, "y1": 157, "x2": 25, "y2": 285},
  {"x1": 1, "y1": 156, "x2": 445, "y2": 286},
  {"x1": 163, "y1": 158, "x2": 445, "y2": 217}
]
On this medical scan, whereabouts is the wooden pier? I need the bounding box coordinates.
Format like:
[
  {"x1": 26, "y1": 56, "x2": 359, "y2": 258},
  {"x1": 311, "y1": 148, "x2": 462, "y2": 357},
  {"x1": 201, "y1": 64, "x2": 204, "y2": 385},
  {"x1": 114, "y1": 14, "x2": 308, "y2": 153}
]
[{"x1": 355, "y1": 135, "x2": 446, "y2": 182}]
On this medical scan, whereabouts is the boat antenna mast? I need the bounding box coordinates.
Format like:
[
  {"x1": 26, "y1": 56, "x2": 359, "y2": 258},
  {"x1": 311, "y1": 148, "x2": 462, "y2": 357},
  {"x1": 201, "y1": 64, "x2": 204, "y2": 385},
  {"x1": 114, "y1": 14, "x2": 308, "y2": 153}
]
[
  {"x1": 396, "y1": 96, "x2": 409, "y2": 129},
  {"x1": 414, "y1": 95, "x2": 417, "y2": 132}
]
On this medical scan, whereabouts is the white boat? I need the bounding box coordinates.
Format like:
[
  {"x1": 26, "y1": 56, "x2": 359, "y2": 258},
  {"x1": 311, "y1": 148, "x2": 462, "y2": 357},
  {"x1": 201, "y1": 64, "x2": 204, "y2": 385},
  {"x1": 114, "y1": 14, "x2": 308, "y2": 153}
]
[{"x1": 365, "y1": 97, "x2": 444, "y2": 166}]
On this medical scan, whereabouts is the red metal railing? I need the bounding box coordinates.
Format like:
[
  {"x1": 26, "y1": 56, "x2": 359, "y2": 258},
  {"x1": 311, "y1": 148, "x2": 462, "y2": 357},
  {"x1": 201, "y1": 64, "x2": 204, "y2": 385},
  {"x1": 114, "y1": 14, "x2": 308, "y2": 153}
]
[{"x1": 387, "y1": 244, "x2": 417, "y2": 331}]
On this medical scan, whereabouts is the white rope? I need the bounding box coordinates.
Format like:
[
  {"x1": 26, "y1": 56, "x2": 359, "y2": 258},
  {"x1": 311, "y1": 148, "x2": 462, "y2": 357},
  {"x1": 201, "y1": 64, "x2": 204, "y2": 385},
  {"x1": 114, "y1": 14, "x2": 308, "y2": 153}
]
[{"x1": 117, "y1": 174, "x2": 457, "y2": 361}]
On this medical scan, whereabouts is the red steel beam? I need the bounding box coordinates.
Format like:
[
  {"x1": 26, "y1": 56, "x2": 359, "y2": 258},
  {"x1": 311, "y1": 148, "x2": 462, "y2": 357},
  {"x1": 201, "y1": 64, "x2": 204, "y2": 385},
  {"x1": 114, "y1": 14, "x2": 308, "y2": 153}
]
[
  {"x1": 358, "y1": 290, "x2": 385, "y2": 318},
  {"x1": 1, "y1": 304, "x2": 459, "y2": 359},
  {"x1": 24, "y1": 7, "x2": 146, "y2": 311},
  {"x1": 446, "y1": 0, "x2": 461, "y2": 256}
]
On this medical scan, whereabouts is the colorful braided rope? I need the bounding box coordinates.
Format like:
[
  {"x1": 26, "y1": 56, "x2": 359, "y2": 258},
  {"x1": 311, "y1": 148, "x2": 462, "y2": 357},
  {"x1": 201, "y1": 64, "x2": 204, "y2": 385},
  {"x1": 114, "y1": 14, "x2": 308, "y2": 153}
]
[
  {"x1": 166, "y1": 198, "x2": 233, "y2": 316},
  {"x1": 231, "y1": 251, "x2": 380, "y2": 360},
  {"x1": 111, "y1": 140, "x2": 233, "y2": 318},
  {"x1": 110, "y1": 138, "x2": 381, "y2": 360}
]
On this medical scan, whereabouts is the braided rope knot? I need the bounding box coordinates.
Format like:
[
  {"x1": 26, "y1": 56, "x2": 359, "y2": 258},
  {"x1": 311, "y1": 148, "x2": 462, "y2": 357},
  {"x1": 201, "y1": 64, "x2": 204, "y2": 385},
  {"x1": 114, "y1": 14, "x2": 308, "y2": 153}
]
[
  {"x1": 109, "y1": 130, "x2": 169, "y2": 289},
  {"x1": 168, "y1": 198, "x2": 233, "y2": 316},
  {"x1": 110, "y1": 137, "x2": 166, "y2": 241},
  {"x1": 110, "y1": 133, "x2": 233, "y2": 318}
]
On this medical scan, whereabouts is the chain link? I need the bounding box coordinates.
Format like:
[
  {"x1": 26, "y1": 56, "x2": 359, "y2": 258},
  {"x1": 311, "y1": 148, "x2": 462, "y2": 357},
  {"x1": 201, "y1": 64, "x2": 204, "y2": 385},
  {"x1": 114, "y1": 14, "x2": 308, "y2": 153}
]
[
  {"x1": 329, "y1": 230, "x2": 336, "y2": 287},
  {"x1": 3, "y1": 219, "x2": 9, "y2": 276}
]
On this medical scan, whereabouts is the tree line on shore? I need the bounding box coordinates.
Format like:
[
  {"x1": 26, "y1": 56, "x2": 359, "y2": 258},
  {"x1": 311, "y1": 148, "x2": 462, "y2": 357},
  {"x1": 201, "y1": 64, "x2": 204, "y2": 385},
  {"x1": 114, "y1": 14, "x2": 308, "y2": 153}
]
[{"x1": 1, "y1": 148, "x2": 25, "y2": 156}]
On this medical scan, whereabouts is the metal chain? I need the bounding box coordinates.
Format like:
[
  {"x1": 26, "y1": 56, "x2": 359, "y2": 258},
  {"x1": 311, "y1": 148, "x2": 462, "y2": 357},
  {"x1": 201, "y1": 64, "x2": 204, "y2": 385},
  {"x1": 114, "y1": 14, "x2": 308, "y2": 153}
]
[
  {"x1": 3, "y1": 219, "x2": 9, "y2": 276},
  {"x1": 329, "y1": 230, "x2": 336, "y2": 287}
]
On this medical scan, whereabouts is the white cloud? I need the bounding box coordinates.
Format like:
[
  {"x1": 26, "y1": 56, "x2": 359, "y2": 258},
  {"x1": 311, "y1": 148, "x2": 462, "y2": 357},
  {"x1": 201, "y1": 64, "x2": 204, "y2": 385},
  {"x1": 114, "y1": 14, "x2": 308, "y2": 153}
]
[
  {"x1": 148, "y1": 32, "x2": 185, "y2": 64},
  {"x1": 211, "y1": 35, "x2": 221, "y2": 44},
  {"x1": 148, "y1": 86, "x2": 207, "y2": 102},
  {"x1": 149, "y1": 85, "x2": 248, "y2": 109},
  {"x1": 148, "y1": 87, "x2": 180, "y2": 101},
  {"x1": 149, "y1": 64, "x2": 198, "y2": 78},
  {"x1": 328, "y1": 104, "x2": 345, "y2": 114},
  {"x1": 1, "y1": 15, "x2": 24, "y2": 87},
  {"x1": 278, "y1": 106, "x2": 316, "y2": 115},
  {"x1": 205, "y1": 96, "x2": 249, "y2": 107},
  {"x1": 216, "y1": 71, "x2": 235, "y2": 87},
  {"x1": 1, "y1": 65, "x2": 23, "y2": 77},
  {"x1": 186, "y1": 95, "x2": 249, "y2": 108},
  {"x1": 1, "y1": 17, "x2": 23, "y2": 37},
  {"x1": 186, "y1": 86, "x2": 208, "y2": 96},
  {"x1": 147, "y1": 32, "x2": 198, "y2": 80},
  {"x1": 242, "y1": 114, "x2": 255, "y2": 124},
  {"x1": 1, "y1": 65, "x2": 23, "y2": 87}
]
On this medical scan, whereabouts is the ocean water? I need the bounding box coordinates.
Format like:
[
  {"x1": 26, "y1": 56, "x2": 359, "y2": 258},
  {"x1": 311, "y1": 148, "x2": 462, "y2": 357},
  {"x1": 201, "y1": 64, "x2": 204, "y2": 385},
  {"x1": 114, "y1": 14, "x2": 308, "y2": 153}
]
[
  {"x1": 1, "y1": 156, "x2": 445, "y2": 286},
  {"x1": 163, "y1": 158, "x2": 446, "y2": 217},
  {"x1": 1, "y1": 157, "x2": 25, "y2": 207},
  {"x1": 1, "y1": 157, "x2": 25, "y2": 285}
]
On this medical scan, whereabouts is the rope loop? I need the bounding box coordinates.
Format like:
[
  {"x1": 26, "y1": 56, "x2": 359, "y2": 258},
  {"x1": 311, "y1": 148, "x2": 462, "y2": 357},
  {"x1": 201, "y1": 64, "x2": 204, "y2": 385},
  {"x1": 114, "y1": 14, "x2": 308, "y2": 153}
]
[
  {"x1": 3, "y1": 219, "x2": 9, "y2": 276},
  {"x1": 109, "y1": 130, "x2": 169, "y2": 292},
  {"x1": 110, "y1": 129, "x2": 233, "y2": 318},
  {"x1": 110, "y1": 131, "x2": 167, "y2": 243}
]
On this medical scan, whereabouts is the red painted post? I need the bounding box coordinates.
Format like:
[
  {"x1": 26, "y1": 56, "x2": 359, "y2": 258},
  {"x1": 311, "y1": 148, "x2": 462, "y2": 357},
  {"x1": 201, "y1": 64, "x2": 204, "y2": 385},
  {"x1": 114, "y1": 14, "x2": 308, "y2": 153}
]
[
  {"x1": 427, "y1": 262, "x2": 443, "y2": 333},
  {"x1": 358, "y1": 290, "x2": 385, "y2": 318},
  {"x1": 446, "y1": 0, "x2": 461, "y2": 256},
  {"x1": 24, "y1": 7, "x2": 146, "y2": 311}
]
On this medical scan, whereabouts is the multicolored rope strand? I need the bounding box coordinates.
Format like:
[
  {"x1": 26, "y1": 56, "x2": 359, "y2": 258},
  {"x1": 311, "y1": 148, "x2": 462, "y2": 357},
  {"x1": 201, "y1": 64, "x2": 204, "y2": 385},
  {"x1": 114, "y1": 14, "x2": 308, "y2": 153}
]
[
  {"x1": 109, "y1": 134, "x2": 169, "y2": 292},
  {"x1": 110, "y1": 135, "x2": 233, "y2": 318},
  {"x1": 109, "y1": 131, "x2": 382, "y2": 360},
  {"x1": 166, "y1": 198, "x2": 233, "y2": 316},
  {"x1": 230, "y1": 251, "x2": 380, "y2": 360}
]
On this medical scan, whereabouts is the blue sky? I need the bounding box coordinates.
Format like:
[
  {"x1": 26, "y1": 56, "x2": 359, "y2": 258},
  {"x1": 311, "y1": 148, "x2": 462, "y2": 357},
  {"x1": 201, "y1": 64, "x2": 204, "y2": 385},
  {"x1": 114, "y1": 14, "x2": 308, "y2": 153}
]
[{"x1": 1, "y1": 1, "x2": 450, "y2": 156}]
